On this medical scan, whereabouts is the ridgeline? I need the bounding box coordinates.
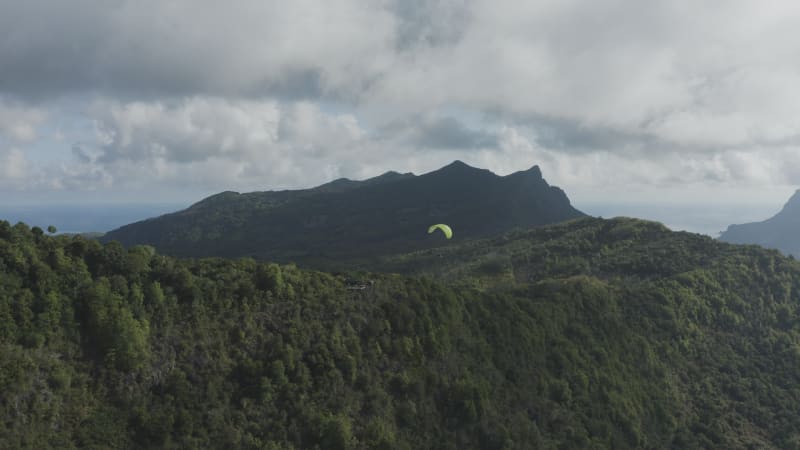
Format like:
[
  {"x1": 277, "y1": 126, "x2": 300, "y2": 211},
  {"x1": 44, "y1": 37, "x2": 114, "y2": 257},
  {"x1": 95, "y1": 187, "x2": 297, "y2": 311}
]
[
  {"x1": 721, "y1": 189, "x2": 800, "y2": 257},
  {"x1": 101, "y1": 161, "x2": 584, "y2": 267}
]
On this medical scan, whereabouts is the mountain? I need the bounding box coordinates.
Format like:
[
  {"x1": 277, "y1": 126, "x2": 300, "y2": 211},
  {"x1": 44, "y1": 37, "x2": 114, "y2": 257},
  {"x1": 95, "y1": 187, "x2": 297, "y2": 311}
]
[
  {"x1": 102, "y1": 161, "x2": 585, "y2": 266},
  {"x1": 313, "y1": 170, "x2": 415, "y2": 193},
  {"x1": 719, "y1": 190, "x2": 800, "y2": 256},
  {"x1": 4, "y1": 217, "x2": 800, "y2": 448}
]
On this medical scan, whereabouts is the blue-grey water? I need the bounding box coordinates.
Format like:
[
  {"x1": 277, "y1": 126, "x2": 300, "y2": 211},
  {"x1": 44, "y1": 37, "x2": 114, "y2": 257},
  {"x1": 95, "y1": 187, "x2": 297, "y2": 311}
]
[
  {"x1": 0, "y1": 204, "x2": 186, "y2": 234},
  {"x1": 577, "y1": 202, "x2": 779, "y2": 238},
  {"x1": 0, "y1": 202, "x2": 780, "y2": 238}
]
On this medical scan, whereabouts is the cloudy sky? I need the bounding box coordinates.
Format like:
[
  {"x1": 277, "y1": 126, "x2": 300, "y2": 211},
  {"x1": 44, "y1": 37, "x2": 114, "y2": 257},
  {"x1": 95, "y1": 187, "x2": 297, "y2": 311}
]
[{"x1": 1, "y1": 0, "x2": 799, "y2": 214}]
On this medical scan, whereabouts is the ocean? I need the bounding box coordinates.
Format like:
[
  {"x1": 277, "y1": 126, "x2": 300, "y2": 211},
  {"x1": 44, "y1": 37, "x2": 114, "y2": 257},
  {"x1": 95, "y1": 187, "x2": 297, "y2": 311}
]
[
  {"x1": 577, "y1": 202, "x2": 779, "y2": 238},
  {"x1": 0, "y1": 201, "x2": 780, "y2": 238},
  {"x1": 0, "y1": 203, "x2": 187, "y2": 234}
]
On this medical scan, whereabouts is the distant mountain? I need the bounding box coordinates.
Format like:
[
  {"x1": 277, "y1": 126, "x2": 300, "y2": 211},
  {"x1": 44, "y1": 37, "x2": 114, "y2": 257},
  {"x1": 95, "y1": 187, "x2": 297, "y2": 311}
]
[
  {"x1": 719, "y1": 190, "x2": 800, "y2": 256},
  {"x1": 102, "y1": 161, "x2": 585, "y2": 265}
]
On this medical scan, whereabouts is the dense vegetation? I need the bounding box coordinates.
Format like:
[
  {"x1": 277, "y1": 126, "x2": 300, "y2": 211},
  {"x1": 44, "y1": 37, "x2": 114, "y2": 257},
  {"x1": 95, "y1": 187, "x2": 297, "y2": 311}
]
[
  {"x1": 4, "y1": 217, "x2": 800, "y2": 448},
  {"x1": 721, "y1": 189, "x2": 800, "y2": 257},
  {"x1": 101, "y1": 161, "x2": 583, "y2": 266}
]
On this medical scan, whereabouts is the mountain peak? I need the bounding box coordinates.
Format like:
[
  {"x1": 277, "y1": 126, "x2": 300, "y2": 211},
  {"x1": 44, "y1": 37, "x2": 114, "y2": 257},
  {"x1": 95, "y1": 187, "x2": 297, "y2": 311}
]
[
  {"x1": 505, "y1": 164, "x2": 543, "y2": 180},
  {"x1": 446, "y1": 160, "x2": 472, "y2": 169},
  {"x1": 313, "y1": 171, "x2": 415, "y2": 193},
  {"x1": 719, "y1": 188, "x2": 800, "y2": 256},
  {"x1": 189, "y1": 191, "x2": 240, "y2": 209},
  {"x1": 435, "y1": 160, "x2": 479, "y2": 173},
  {"x1": 525, "y1": 164, "x2": 542, "y2": 177},
  {"x1": 329, "y1": 177, "x2": 353, "y2": 184},
  {"x1": 369, "y1": 170, "x2": 415, "y2": 181},
  {"x1": 777, "y1": 189, "x2": 800, "y2": 216},
  {"x1": 103, "y1": 160, "x2": 585, "y2": 264},
  {"x1": 427, "y1": 160, "x2": 496, "y2": 179},
  {"x1": 312, "y1": 177, "x2": 359, "y2": 193}
]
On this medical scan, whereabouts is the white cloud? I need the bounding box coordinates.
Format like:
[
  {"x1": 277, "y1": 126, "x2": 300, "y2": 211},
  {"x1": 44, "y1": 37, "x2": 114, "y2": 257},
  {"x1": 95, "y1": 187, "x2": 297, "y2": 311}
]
[
  {"x1": 359, "y1": 0, "x2": 800, "y2": 151},
  {"x1": 0, "y1": 147, "x2": 33, "y2": 191},
  {"x1": 0, "y1": 100, "x2": 46, "y2": 142},
  {"x1": 0, "y1": 0, "x2": 397, "y2": 99},
  {"x1": 3, "y1": 0, "x2": 800, "y2": 203},
  {"x1": 80, "y1": 97, "x2": 377, "y2": 190},
  {"x1": 0, "y1": 148, "x2": 29, "y2": 183},
  {"x1": 91, "y1": 97, "x2": 282, "y2": 163}
]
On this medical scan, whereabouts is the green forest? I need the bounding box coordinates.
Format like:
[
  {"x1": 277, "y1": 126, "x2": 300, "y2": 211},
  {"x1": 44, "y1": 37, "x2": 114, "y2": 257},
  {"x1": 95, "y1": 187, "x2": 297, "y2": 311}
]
[{"x1": 3, "y1": 217, "x2": 800, "y2": 449}]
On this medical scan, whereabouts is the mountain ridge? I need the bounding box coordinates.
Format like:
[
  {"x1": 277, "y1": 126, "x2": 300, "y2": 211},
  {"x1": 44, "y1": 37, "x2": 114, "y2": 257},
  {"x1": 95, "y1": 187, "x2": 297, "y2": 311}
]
[
  {"x1": 719, "y1": 189, "x2": 800, "y2": 256},
  {"x1": 102, "y1": 161, "x2": 584, "y2": 266}
]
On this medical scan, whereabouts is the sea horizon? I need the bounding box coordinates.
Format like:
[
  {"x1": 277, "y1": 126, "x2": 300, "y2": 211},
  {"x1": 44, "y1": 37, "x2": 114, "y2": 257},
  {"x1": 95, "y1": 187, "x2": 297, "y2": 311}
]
[
  {"x1": 0, "y1": 201, "x2": 780, "y2": 238},
  {"x1": 0, "y1": 203, "x2": 188, "y2": 234}
]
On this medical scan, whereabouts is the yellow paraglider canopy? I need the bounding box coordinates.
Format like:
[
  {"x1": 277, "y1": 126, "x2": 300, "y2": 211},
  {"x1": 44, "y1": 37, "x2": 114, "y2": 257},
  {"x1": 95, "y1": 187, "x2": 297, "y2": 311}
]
[{"x1": 428, "y1": 223, "x2": 453, "y2": 239}]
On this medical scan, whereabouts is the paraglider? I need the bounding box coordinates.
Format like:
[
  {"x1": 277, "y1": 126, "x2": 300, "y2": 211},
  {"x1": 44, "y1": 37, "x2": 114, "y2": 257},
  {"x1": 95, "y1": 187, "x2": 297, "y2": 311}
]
[{"x1": 428, "y1": 223, "x2": 453, "y2": 239}]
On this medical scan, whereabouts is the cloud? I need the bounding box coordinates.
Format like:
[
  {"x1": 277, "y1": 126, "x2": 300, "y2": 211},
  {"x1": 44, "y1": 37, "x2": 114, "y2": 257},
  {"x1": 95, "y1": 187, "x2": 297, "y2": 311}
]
[
  {"x1": 80, "y1": 97, "x2": 375, "y2": 190},
  {"x1": 91, "y1": 97, "x2": 282, "y2": 163},
  {"x1": 0, "y1": 0, "x2": 396, "y2": 100},
  {"x1": 391, "y1": 0, "x2": 471, "y2": 50},
  {"x1": 359, "y1": 0, "x2": 800, "y2": 153},
  {"x1": 71, "y1": 145, "x2": 92, "y2": 163},
  {"x1": 0, "y1": 148, "x2": 30, "y2": 184},
  {"x1": 66, "y1": 97, "x2": 515, "y2": 192},
  {"x1": 379, "y1": 115, "x2": 500, "y2": 150},
  {"x1": 3, "y1": 0, "x2": 800, "y2": 201},
  {"x1": 0, "y1": 100, "x2": 46, "y2": 142}
]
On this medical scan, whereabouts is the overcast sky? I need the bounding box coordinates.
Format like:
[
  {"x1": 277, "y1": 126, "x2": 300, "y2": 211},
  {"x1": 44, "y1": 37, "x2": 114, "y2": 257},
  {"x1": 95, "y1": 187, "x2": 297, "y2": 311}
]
[{"x1": 1, "y1": 0, "x2": 799, "y2": 210}]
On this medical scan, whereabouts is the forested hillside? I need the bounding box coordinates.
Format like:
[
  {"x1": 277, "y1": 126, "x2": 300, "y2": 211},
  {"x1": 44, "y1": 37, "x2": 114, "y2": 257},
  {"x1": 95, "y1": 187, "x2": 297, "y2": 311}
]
[{"x1": 4, "y1": 218, "x2": 800, "y2": 449}]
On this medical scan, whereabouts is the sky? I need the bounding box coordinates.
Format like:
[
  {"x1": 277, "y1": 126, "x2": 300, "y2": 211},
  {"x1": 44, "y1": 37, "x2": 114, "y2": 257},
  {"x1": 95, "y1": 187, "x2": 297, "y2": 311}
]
[{"x1": 1, "y1": 0, "x2": 799, "y2": 227}]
